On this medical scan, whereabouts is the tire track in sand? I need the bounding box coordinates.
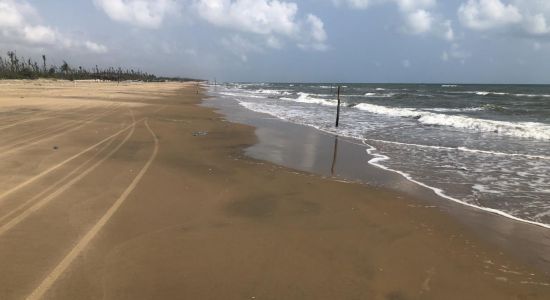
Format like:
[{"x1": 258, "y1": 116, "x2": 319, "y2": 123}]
[
  {"x1": 25, "y1": 119, "x2": 159, "y2": 300},
  {"x1": 0, "y1": 105, "x2": 116, "y2": 151},
  {"x1": 0, "y1": 110, "x2": 51, "y2": 127},
  {"x1": 0, "y1": 106, "x2": 87, "y2": 131},
  {"x1": 0, "y1": 105, "x2": 120, "y2": 158},
  {"x1": 0, "y1": 106, "x2": 70, "y2": 124},
  {"x1": 0, "y1": 116, "x2": 137, "y2": 237},
  {"x1": 0, "y1": 105, "x2": 167, "y2": 206},
  {"x1": 0, "y1": 115, "x2": 64, "y2": 132},
  {"x1": 0, "y1": 108, "x2": 101, "y2": 149},
  {"x1": 0, "y1": 127, "x2": 117, "y2": 224},
  {"x1": 0, "y1": 110, "x2": 136, "y2": 206}
]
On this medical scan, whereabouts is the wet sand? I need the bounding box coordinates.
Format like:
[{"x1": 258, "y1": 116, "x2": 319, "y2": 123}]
[
  {"x1": 205, "y1": 95, "x2": 550, "y2": 275},
  {"x1": 0, "y1": 80, "x2": 549, "y2": 299}
]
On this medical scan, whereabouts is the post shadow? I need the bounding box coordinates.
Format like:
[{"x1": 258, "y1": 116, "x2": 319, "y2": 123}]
[{"x1": 331, "y1": 135, "x2": 339, "y2": 176}]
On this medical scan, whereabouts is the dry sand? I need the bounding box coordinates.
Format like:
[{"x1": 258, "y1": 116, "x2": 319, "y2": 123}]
[{"x1": 0, "y1": 79, "x2": 549, "y2": 299}]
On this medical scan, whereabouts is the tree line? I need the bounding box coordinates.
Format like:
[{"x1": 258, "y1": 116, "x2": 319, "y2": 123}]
[{"x1": 0, "y1": 51, "x2": 197, "y2": 82}]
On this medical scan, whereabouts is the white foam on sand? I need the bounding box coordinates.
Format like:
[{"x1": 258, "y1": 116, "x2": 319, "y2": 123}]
[
  {"x1": 364, "y1": 141, "x2": 550, "y2": 230},
  {"x1": 214, "y1": 85, "x2": 550, "y2": 230}
]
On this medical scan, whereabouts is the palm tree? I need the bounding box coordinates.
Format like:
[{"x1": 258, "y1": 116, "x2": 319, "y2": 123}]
[
  {"x1": 0, "y1": 50, "x2": 184, "y2": 81},
  {"x1": 7, "y1": 51, "x2": 15, "y2": 73},
  {"x1": 60, "y1": 61, "x2": 69, "y2": 76},
  {"x1": 42, "y1": 55, "x2": 46, "y2": 74}
]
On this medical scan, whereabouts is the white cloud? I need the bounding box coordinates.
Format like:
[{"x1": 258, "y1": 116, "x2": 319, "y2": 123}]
[
  {"x1": 94, "y1": 0, "x2": 177, "y2": 29},
  {"x1": 512, "y1": 1, "x2": 550, "y2": 35},
  {"x1": 0, "y1": 0, "x2": 107, "y2": 53},
  {"x1": 393, "y1": 0, "x2": 450, "y2": 38},
  {"x1": 441, "y1": 20, "x2": 455, "y2": 41},
  {"x1": 22, "y1": 25, "x2": 57, "y2": 44},
  {"x1": 222, "y1": 35, "x2": 264, "y2": 52},
  {"x1": 266, "y1": 36, "x2": 283, "y2": 49},
  {"x1": 404, "y1": 9, "x2": 432, "y2": 34},
  {"x1": 458, "y1": 0, "x2": 522, "y2": 30},
  {"x1": 394, "y1": 0, "x2": 435, "y2": 12},
  {"x1": 184, "y1": 48, "x2": 198, "y2": 56},
  {"x1": 299, "y1": 14, "x2": 328, "y2": 50},
  {"x1": 0, "y1": 0, "x2": 29, "y2": 27},
  {"x1": 457, "y1": 0, "x2": 550, "y2": 38},
  {"x1": 402, "y1": 59, "x2": 411, "y2": 68},
  {"x1": 524, "y1": 13, "x2": 550, "y2": 35},
  {"x1": 195, "y1": 0, "x2": 299, "y2": 36},
  {"x1": 221, "y1": 34, "x2": 264, "y2": 62},
  {"x1": 441, "y1": 43, "x2": 471, "y2": 63},
  {"x1": 336, "y1": 0, "x2": 434, "y2": 12},
  {"x1": 334, "y1": 0, "x2": 435, "y2": 11},
  {"x1": 195, "y1": 0, "x2": 327, "y2": 51},
  {"x1": 85, "y1": 41, "x2": 109, "y2": 54},
  {"x1": 332, "y1": 0, "x2": 372, "y2": 10},
  {"x1": 335, "y1": 0, "x2": 453, "y2": 41},
  {"x1": 307, "y1": 14, "x2": 327, "y2": 42}
]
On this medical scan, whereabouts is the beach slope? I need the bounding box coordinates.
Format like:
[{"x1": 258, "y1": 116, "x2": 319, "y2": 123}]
[{"x1": 0, "y1": 80, "x2": 548, "y2": 299}]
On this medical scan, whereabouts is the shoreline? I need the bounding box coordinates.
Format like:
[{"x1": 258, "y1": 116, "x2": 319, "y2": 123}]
[
  {"x1": 204, "y1": 88, "x2": 550, "y2": 275},
  {"x1": 0, "y1": 80, "x2": 549, "y2": 299},
  {"x1": 217, "y1": 83, "x2": 550, "y2": 227},
  {"x1": 365, "y1": 140, "x2": 550, "y2": 230}
]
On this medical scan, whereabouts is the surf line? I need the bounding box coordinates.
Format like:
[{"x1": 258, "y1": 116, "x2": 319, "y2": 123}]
[
  {"x1": 362, "y1": 140, "x2": 550, "y2": 230},
  {"x1": 26, "y1": 119, "x2": 159, "y2": 300},
  {"x1": 364, "y1": 137, "x2": 550, "y2": 160}
]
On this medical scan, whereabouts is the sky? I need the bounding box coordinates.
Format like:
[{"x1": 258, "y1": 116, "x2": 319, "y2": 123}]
[{"x1": 1, "y1": 0, "x2": 550, "y2": 83}]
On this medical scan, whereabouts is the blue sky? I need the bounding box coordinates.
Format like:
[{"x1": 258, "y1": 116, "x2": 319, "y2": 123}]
[{"x1": 1, "y1": 0, "x2": 550, "y2": 83}]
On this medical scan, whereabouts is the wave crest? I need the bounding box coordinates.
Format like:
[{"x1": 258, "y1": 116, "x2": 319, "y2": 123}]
[
  {"x1": 281, "y1": 92, "x2": 337, "y2": 106},
  {"x1": 355, "y1": 103, "x2": 550, "y2": 140}
]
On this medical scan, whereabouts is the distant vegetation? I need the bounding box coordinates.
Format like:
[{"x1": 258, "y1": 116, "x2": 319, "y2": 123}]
[{"x1": 0, "y1": 51, "x2": 198, "y2": 82}]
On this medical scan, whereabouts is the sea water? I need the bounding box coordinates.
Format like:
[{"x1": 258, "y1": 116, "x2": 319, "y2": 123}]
[{"x1": 211, "y1": 83, "x2": 550, "y2": 227}]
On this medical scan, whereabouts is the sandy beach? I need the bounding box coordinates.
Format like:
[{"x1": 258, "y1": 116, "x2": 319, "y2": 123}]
[{"x1": 1, "y1": 80, "x2": 550, "y2": 299}]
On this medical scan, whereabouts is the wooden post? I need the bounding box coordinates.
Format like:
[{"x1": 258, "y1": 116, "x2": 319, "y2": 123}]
[{"x1": 335, "y1": 85, "x2": 341, "y2": 127}]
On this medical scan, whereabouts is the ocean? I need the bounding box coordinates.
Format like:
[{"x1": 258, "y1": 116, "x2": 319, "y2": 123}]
[{"x1": 211, "y1": 83, "x2": 550, "y2": 228}]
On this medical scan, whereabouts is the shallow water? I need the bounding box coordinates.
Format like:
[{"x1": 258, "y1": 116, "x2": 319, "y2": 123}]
[{"x1": 211, "y1": 83, "x2": 550, "y2": 227}]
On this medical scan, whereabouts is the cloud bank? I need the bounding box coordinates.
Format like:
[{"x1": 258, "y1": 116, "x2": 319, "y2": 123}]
[
  {"x1": 194, "y1": 0, "x2": 327, "y2": 51},
  {"x1": 92, "y1": 0, "x2": 327, "y2": 53},
  {"x1": 334, "y1": 0, "x2": 454, "y2": 41},
  {"x1": 93, "y1": 0, "x2": 178, "y2": 29},
  {"x1": 0, "y1": 0, "x2": 107, "y2": 53},
  {"x1": 459, "y1": 0, "x2": 550, "y2": 36}
]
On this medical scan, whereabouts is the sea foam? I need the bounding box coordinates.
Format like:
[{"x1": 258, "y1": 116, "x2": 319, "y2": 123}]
[
  {"x1": 281, "y1": 92, "x2": 337, "y2": 106},
  {"x1": 354, "y1": 103, "x2": 550, "y2": 140}
]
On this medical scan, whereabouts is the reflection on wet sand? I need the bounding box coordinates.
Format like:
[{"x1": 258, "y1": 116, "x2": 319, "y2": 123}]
[
  {"x1": 331, "y1": 136, "x2": 338, "y2": 176},
  {"x1": 204, "y1": 96, "x2": 550, "y2": 275}
]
